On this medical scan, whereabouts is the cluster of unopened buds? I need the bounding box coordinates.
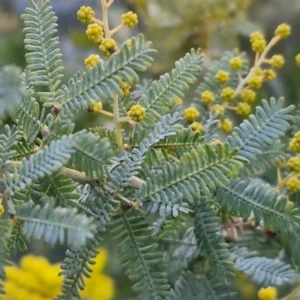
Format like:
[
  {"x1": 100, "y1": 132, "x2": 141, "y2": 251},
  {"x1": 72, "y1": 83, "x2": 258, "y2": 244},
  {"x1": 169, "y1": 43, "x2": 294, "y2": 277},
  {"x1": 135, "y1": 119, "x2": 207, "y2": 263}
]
[
  {"x1": 274, "y1": 132, "x2": 300, "y2": 193},
  {"x1": 183, "y1": 23, "x2": 300, "y2": 136},
  {"x1": 77, "y1": 1, "x2": 147, "y2": 123},
  {"x1": 77, "y1": 3, "x2": 138, "y2": 64}
]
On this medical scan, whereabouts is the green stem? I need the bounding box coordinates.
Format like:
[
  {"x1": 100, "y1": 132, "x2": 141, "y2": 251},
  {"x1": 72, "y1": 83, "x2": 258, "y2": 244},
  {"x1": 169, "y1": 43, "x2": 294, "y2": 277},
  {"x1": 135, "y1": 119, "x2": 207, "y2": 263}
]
[
  {"x1": 234, "y1": 35, "x2": 280, "y2": 96},
  {"x1": 113, "y1": 95, "x2": 124, "y2": 150},
  {"x1": 100, "y1": 0, "x2": 111, "y2": 38}
]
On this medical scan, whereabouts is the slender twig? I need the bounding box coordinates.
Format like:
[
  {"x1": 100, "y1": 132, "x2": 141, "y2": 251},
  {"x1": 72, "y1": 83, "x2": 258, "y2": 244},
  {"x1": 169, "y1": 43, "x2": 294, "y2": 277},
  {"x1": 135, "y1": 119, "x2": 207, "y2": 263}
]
[
  {"x1": 110, "y1": 24, "x2": 124, "y2": 36},
  {"x1": 234, "y1": 35, "x2": 280, "y2": 96}
]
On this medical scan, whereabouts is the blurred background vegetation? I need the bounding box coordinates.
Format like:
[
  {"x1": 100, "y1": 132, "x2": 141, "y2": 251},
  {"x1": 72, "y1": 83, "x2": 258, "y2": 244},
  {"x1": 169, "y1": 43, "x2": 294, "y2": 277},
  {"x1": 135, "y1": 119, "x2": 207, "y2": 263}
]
[{"x1": 1, "y1": 0, "x2": 300, "y2": 299}]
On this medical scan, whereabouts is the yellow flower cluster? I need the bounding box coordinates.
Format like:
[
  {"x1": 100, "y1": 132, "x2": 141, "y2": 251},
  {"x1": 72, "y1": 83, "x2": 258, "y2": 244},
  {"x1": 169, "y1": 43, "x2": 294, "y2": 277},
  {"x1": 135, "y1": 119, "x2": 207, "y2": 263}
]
[
  {"x1": 215, "y1": 70, "x2": 230, "y2": 84},
  {"x1": 287, "y1": 157, "x2": 300, "y2": 173},
  {"x1": 229, "y1": 57, "x2": 243, "y2": 70},
  {"x1": 201, "y1": 90, "x2": 215, "y2": 105},
  {"x1": 77, "y1": 6, "x2": 95, "y2": 24},
  {"x1": 184, "y1": 107, "x2": 200, "y2": 122},
  {"x1": 270, "y1": 55, "x2": 285, "y2": 69},
  {"x1": 119, "y1": 78, "x2": 131, "y2": 95},
  {"x1": 263, "y1": 69, "x2": 276, "y2": 81},
  {"x1": 258, "y1": 286, "x2": 277, "y2": 300},
  {"x1": 236, "y1": 102, "x2": 251, "y2": 117},
  {"x1": 99, "y1": 38, "x2": 118, "y2": 57},
  {"x1": 289, "y1": 131, "x2": 300, "y2": 153},
  {"x1": 250, "y1": 31, "x2": 266, "y2": 53},
  {"x1": 195, "y1": 24, "x2": 290, "y2": 128},
  {"x1": 84, "y1": 54, "x2": 100, "y2": 69},
  {"x1": 2, "y1": 249, "x2": 114, "y2": 300},
  {"x1": 275, "y1": 23, "x2": 291, "y2": 39},
  {"x1": 86, "y1": 99, "x2": 103, "y2": 113},
  {"x1": 220, "y1": 87, "x2": 235, "y2": 102},
  {"x1": 128, "y1": 104, "x2": 146, "y2": 122},
  {"x1": 248, "y1": 75, "x2": 263, "y2": 89},
  {"x1": 121, "y1": 11, "x2": 138, "y2": 28},
  {"x1": 219, "y1": 118, "x2": 233, "y2": 133},
  {"x1": 240, "y1": 89, "x2": 256, "y2": 103},
  {"x1": 212, "y1": 104, "x2": 224, "y2": 117},
  {"x1": 189, "y1": 122, "x2": 203, "y2": 133},
  {"x1": 86, "y1": 23, "x2": 104, "y2": 42},
  {"x1": 286, "y1": 177, "x2": 300, "y2": 193}
]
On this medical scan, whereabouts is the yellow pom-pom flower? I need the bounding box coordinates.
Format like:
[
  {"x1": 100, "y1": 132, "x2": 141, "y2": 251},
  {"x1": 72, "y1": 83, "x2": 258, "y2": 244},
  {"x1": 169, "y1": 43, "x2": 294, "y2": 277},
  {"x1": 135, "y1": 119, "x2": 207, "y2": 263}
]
[
  {"x1": 77, "y1": 6, "x2": 95, "y2": 24},
  {"x1": 270, "y1": 55, "x2": 285, "y2": 69},
  {"x1": 287, "y1": 157, "x2": 300, "y2": 173},
  {"x1": 240, "y1": 89, "x2": 256, "y2": 103},
  {"x1": 275, "y1": 23, "x2": 291, "y2": 39},
  {"x1": 254, "y1": 67, "x2": 263, "y2": 76},
  {"x1": 212, "y1": 104, "x2": 225, "y2": 117},
  {"x1": 236, "y1": 102, "x2": 251, "y2": 117},
  {"x1": 295, "y1": 53, "x2": 300, "y2": 67},
  {"x1": 250, "y1": 31, "x2": 264, "y2": 43},
  {"x1": 248, "y1": 75, "x2": 263, "y2": 89},
  {"x1": 128, "y1": 105, "x2": 146, "y2": 122},
  {"x1": 229, "y1": 57, "x2": 243, "y2": 70},
  {"x1": 201, "y1": 90, "x2": 215, "y2": 105},
  {"x1": 258, "y1": 286, "x2": 277, "y2": 300},
  {"x1": 184, "y1": 107, "x2": 200, "y2": 122},
  {"x1": 2, "y1": 249, "x2": 114, "y2": 300},
  {"x1": 286, "y1": 177, "x2": 300, "y2": 193},
  {"x1": 249, "y1": 31, "x2": 267, "y2": 53},
  {"x1": 86, "y1": 23, "x2": 104, "y2": 42},
  {"x1": 221, "y1": 87, "x2": 235, "y2": 102},
  {"x1": 99, "y1": 39, "x2": 118, "y2": 57},
  {"x1": 189, "y1": 122, "x2": 203, "y2": 133},
  {"x1": 0, "y1": 204, "x2": 4, "y2": 217},
  {"x1": 219, "y1": 118, "x2": 233, "y2": 133},
  {"x1": 86, "y1": 99, "x2": 103, "y2": 113},
  {"x1": 84, "y1": 54, "x2": 100, "y2": 69},
  {"x1": 120, "y1": 79, "x2": 131, "y2": 96},
  {"x1": 263, "y1": 69, "x2": 276, "y2": 81},
  {"x1": 251, "y1": 38, "x2": 266, "y2": 53},
  {"x1": 289, "y1": 132, "x2": 300, "y2": 153},
  {"x1": 122, "y1": 11, "x2": 138, "y2": 28},
  {"x1": 215, "y1": 70, "x2": 230, "y2": 84}
]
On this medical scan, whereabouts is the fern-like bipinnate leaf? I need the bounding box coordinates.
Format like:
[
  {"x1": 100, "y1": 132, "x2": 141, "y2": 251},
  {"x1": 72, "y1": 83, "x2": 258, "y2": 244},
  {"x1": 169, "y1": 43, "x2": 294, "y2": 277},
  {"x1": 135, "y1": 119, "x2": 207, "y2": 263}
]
[
  {"x1": 57, "y1": 34, "x2": 155, "y2": 117},
  {"x1": 57, "y1": 184, "x2": 113, "y2": 299},
  {"x1": 0, "y1": 125, "x2": 22, "y2": 171},
  {"x1": 15, "y1": 89, "x2": 45, "y2": 143},
  {"x1": 232, "y1": 247, "x2": 297, "y2": 286},
  {"x1": 69, "y1": 131, "x2": 111, "y2": 179},
  {"x1": 112, "y1": 212, "x2": 170, "y2": 300},
  {"x1": 240, "y1": 141, "x2": 287, "y2": 177},
  {"x1": 168, "y1": 271, "x2": 202, "y2": 300},
  {"x1": 153, "y1": 128, "x2": 204, "y2": 159},
  {"x1": 6, "y1": 135, "x2": 75, "y2": 193},
  {"x1": 21, "y1": 0, "x2": 64, "y2": 103},
  {"x1": 227, "y1": 97, "x2": 294, "y2": 161},
  {"x1": 198, "y1": 272, "x2": 238, "y2": 300},
  {"x1": 37, "y1": 170, "x2": 79, "y2": 207},
  {"x1": 0, "y1": 222, "x2": 10, "y2": 294},
  {"x1": 91, "y1": 127, "x2": 119, "y2": 152},
  {"x1": 138, "y1": 49, "x2": 203, "y2": 127},
  {"x1": 217, "y1": 179, "x2": 300, "y2": 234},
  {"x1": 16, "y1": 202, "x2": 96, "y2": 248},
  {"x1": 194, "y1": 200, "x2": 235, "y2": 278},
  {"x1": 0, "y1": 65, "x2": 23, "y2": 118},
  {"x1": 57, "y1": 232, "x2": 102, "y2": 299},
  {"x1": 136, "y1": 143, "x2": 245, "y2": 216},
  {"x1": 109, "y1": 113, "x2": 181, "y2": 191}
]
